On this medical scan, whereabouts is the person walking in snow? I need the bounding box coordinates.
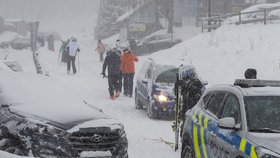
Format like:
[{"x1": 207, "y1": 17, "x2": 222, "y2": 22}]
[
  {"x1": 95, "y1": 40, "x2": 106, "y2": 62},
  {"x1": 101, "y1": 49, "x2": 122, "y2": 100},
  {"x1": 37, "y1": 35, "x2": 45, "y2": 47},
  {"x1": 175, "y1": 68, "x2": 204, "y2": 136},
  {"x1": 60, "y1": 39, "x2": 70, "y2": 63},
  {"x1": 47, "y1": 34, "x2": 55, "y2": 51},
  {"x1": 65, "y1": 37, "x2": 80, "y2": 74},
  {"x1": 116, "y1": 49, "x2": 123, "y2": 93},
  {"x1": 121, "y1": 49, "x2": 138, "y2": 97},
  {"x1": 176, "y1": 69, "x2": 203, "y2": 121}
]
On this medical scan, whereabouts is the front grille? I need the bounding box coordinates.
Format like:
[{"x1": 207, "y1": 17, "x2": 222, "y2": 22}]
[{"x1": 66, "y1": 127, "x2": 120, "y2": 153}]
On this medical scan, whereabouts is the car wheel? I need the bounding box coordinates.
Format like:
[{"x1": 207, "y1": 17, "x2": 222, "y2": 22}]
[
  {"x1": 135, "y1": 89, "x2": 143, "y2": 109},
  {"x1": 5, "y1": 147, "x2": 24, "y2": 156},
  {"x1": 0, "y1": 127, "x2": 27, "y2": 156},
  {"x1": 147, "y1": 100, "x2": 157, "y2": 119},
  {"x1": 181, "y1": 136, "x2": 195, "y2": 158}
]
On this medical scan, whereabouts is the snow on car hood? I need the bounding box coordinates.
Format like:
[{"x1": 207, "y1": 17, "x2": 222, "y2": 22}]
[
  {"x1": 68, "y1": 117, "x2": 122, "y2": 133},
  {"x1": 246, "y1": 132, "x2": 280, "y2": 154},
  {"x1": 153, "y1": 82, "x2": 175, "y2": 97},
  {"x1": 0, "y1": 71, "x2": 112, "y2": 126}
]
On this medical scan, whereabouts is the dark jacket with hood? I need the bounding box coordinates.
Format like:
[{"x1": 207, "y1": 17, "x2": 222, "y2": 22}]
[{"x1": 102, "y1": 50, "x2": 121, "y2": 76}]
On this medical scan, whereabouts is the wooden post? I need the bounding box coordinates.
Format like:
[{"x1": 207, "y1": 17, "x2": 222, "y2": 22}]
[
  {"x1": 208, "y1": 0, "x2": 211, "y2": 32},
  {"x1": 201, "y1": 21, "x2": 204, "y2": 33},
  {"x1": 264, "y1": 8, "x2": 267, "y2": 25},
  {"x1": 239, "y1": 12, "x2": 242, "y2": 24}
]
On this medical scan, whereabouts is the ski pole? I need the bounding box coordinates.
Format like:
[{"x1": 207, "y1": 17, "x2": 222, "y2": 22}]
[
  {"x1": 78, "y1": 51, "x2": 80, "y2": 73},
  {"x1": 57, "y1": 50, "x2": 62, "y2": 63}
]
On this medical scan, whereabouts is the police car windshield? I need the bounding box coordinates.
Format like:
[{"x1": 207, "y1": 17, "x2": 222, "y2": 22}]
[{"x1": 245, "y1": 96, "x2": 280, "y2": 132}]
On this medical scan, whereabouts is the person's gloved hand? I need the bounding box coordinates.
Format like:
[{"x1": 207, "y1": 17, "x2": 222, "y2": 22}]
[{"x1": 101, "y1": 72, "x2": 107, "y2": 78}]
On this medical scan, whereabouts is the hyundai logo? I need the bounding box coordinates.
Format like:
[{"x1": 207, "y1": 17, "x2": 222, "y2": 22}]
[{"x1": 91, "y1": 134, "x2": 103, "y2": 143}]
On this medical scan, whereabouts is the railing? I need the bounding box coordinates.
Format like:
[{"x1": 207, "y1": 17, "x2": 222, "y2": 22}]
[{"x1": 200, "y1": 5, "x2": 280, "y2": 32}]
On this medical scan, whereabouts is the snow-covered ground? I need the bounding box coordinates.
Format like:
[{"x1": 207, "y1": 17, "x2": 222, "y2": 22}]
[{"x1": 1, "y1": 16, "x2": 280, "y2": 158}]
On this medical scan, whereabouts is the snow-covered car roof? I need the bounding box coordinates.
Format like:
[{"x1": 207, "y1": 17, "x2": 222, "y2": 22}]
[
  {"x1": 241, "y1": 86, "x2": 280, "y2": 96},
  {"x1": 0, "y1": 71, "x2": 108, "y2": 125},
  {"x1": 140, "y1": 34, "x2": 178, "y2": 44},
  {"x1": 206, "y1": 84, "x2": 280, "y2": 97}
]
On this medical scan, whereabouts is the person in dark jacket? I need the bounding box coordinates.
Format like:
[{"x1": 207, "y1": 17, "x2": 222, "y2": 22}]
[
  {"x1": 244, "y1": 68, "x2": 257, "y2": 79},
  {"x1": 47, "y1": 34, "x2": 55, "y2": 51},
  {"x1": 101, "y1": 49, "x2": 122, "y2": 100},
  {"x1": 176, "y1": 68, "x2": 204, "y2": 136},
  {"x1": 60, "y1": 39, "x2": 70, "y2": 63},
  {"x1": 177, "y1": 69, "x2": 203, "y2": 121},
  {"x1": 37, "y1": 35, "x2": 45, "y2": 47}
]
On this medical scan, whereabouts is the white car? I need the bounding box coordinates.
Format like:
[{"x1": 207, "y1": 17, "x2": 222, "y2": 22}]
[{"x1": 181, "y1": 79, "x2": 280, "y2": 158}]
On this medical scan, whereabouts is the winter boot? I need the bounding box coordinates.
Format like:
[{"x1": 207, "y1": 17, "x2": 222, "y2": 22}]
[
  {"x1": 110, "y1": 96, "x2": 115, "y2": 100},
  {"x1": 115, "y1": 91, "x2": 121, "y2": 98}
]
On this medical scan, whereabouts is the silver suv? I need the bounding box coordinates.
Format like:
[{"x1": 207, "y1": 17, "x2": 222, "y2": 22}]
[{"x1": 181, "y1": 79, "x2": 280, "y2": 158}]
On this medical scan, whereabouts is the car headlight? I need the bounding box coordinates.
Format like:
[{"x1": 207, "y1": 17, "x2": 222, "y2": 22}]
[
  {"x1": 154, "y1": 94, "x2": 168, "y2": 102},
  {"x1": 255, "y1": 147, "x2": 280, "y2": 158}
]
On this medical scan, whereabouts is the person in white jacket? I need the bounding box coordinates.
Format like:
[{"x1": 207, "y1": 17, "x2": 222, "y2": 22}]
[{"x1": 65, "y1": 37, "x2": 80, "y2": 74}]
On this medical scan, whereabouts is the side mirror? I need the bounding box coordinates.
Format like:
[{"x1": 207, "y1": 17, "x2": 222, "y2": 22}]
[
  {"x1": 202, "y1": 80, "x2": 208, "y2": 86},
  {"x1": 142, "y1": 79, "x2": 149, "y2": 84},
  {"x1": 218, "y1": 117, "x2": 236, "y2": 130}
]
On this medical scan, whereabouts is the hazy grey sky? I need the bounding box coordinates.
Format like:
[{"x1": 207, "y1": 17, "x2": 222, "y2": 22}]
[
  {"x1": 0, "y1": 0, "x2": 100, "y2": 21},
  {"x1": 0, "y1": 0, "x2": 101, "y2": 36}
]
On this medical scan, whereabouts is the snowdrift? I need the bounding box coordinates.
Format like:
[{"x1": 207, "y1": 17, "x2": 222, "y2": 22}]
[{"x1": 136, "y1": 22, "x2": 280, "y2": 86}]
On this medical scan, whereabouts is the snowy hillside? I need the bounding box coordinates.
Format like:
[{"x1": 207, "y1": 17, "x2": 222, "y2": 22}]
[{"x1": 138, "y1": 22, "x2": 280, "y2": 86}]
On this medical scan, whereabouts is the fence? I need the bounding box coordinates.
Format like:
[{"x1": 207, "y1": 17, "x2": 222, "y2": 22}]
[{"x1": 200, "y1": 5, "x2": 280, "y2": 32}]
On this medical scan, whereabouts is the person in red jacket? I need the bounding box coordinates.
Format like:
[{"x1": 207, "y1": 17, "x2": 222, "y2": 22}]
[{"x1": 121, "y1": 49, "x2": 139, "y2": 97}]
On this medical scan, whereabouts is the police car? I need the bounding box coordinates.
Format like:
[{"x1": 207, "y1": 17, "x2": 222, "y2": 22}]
[{"x1": 181, "y1": 79, "x2": 280, "y2": 158}]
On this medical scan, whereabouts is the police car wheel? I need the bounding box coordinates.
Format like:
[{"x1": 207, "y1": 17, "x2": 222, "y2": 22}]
[{"x1": 181, "y1": 138, "x2": 195, "y2": 158}]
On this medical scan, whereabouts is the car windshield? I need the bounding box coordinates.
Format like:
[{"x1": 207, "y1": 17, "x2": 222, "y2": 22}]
[
  {"x1": 155, "y1": 68, "x2": 178, "y2": 83},
  {"x1": 157, "y1": 35, "x2": 171, "y2": 40},
  {"x1": 245, "y1": 96, "x2": 280, "y2": 132}
]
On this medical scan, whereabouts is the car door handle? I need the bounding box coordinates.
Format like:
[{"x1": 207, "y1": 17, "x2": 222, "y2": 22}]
[
  {"x1": 193, "y1": 121, "x2": 200, "y2": 126},
  {"x1": 210, "y1": 132, "x2": 217, "y2": 138}
]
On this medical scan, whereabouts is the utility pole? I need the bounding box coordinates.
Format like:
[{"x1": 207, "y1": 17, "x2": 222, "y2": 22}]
[
  {"x1": 208, "y1": 0, "x2": 211, "y2": 32},
  {"x1": 167, "y1": 0, "x2": 174, "y2": 35},
  {"x1": 196, "y1": 0, "x2": 201, "y2": 27}
]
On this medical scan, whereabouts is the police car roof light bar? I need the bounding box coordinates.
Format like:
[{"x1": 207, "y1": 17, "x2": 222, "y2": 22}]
[{"x1": 234, "y1": 79, "x2": 280, "y2": 88}]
